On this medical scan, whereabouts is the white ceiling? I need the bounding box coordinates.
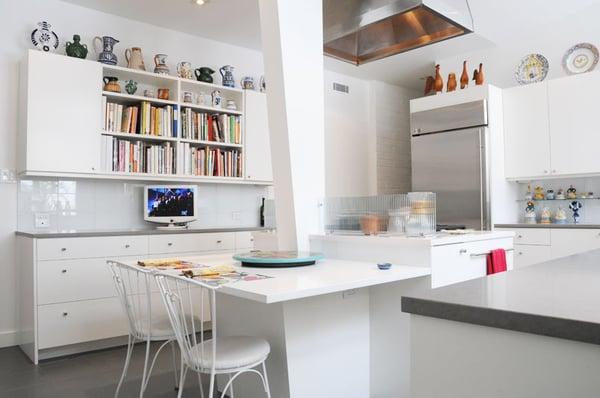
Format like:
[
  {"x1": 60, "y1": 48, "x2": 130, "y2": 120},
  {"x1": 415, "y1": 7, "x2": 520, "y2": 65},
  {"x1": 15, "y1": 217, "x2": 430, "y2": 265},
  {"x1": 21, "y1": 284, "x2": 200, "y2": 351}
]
[{"x1": 62, "y1": 0, "x2": 600, "y2": 89}]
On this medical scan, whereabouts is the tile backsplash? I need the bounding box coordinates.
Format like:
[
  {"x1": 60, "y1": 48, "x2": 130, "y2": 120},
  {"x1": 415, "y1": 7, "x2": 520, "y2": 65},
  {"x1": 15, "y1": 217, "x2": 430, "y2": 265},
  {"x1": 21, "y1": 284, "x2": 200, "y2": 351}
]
[{"x1": 18, "y1": 178, "x2": 269, "y2": 232}]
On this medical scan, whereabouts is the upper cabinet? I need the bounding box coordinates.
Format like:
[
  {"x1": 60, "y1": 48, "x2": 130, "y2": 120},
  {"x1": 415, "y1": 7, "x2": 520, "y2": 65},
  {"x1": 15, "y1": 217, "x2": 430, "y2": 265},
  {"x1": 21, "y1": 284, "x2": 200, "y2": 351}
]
[
  {"x1": 244, "y1": 90, "x2": 273, "y2": 182},
  {"x1": 503, "y1": 71, "x2": 600, "y2": 180},
  {"x1": 19, "y1": 51, "x2": 102, "y2": 174}
]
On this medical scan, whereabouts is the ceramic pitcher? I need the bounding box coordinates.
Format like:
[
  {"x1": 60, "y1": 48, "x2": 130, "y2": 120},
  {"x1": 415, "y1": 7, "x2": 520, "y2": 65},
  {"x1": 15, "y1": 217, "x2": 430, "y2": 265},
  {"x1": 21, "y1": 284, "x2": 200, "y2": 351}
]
[
  {"x1": 154, "y1": 54, "x2": 170, "y2": 75},
  {"x1": 125, "y1": 47, "x2": 145, "y2": 70},
  {"x1": 177, "y1": 61, "x2": 193, "y2": 79},
  {"x1": 219, "y1": 65, "x2": 235, "y2": 88},
  {"x1": 93, "y1": 36, "x2": 119, "y2": 65}
]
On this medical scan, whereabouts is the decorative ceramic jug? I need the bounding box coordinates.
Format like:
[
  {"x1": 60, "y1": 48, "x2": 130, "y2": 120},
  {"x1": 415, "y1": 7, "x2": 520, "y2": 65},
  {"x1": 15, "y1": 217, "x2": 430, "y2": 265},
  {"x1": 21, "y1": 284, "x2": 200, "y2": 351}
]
[
  {"x1": 154, "y1": 54, "x2": 170, "y2": 75},
  {"x1": 103, "y1": 76, "x2": 121, "y2": 93},
  {"x1": 177, "y1": 61, "x2": 193, "y2": 79},
  {"x1": 125, "y1": 80, "x2": 138, "y2": 95},
  {"x1": 31, "y1": 21, "x2": 59, "y2": 52},
  {"x1": 212, "y1": 90, "x2": 222, "y2": 108},
  {"x1": 241, "y1": 76, "x2": 255, "y2": 90},
  {"x1": 125, "y1": 47, "x2": 145, "y2": 70},
  {"x1": 219, "y1": 65, "x2": 235, "y2": 88},
  {"x1": 65, "y1": 34, "x2": 87, "y2": 59},
  {"x1": 93, "y1": 36, "x2": 119, "y2": 65},
  {"x1": 195, "y1": 67, "x2": 214, "y2": 83}
]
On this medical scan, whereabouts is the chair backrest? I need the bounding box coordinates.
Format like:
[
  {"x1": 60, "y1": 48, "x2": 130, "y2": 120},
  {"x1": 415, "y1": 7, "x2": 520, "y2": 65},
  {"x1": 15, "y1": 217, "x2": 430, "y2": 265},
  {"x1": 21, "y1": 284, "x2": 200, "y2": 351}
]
[
  {"x1": 154, "y1": 272, "x2": 216, "y2": 374},
  {"x1": 108, "y1": 260, "x2": 155, "y2": 340}
]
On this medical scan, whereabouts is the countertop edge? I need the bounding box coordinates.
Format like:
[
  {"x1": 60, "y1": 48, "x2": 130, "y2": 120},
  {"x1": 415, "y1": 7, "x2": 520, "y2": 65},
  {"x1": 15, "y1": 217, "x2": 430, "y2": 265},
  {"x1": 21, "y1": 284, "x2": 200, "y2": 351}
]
[
  {"x1": 401, "y1": 296, "x2": 600, "y2": 346},
  {"x1": 15, "y1": 227, "x2": 272, "y2": 239},
  {"x1": 495, "y1": 223, "x2": 600, "y2": 229}
]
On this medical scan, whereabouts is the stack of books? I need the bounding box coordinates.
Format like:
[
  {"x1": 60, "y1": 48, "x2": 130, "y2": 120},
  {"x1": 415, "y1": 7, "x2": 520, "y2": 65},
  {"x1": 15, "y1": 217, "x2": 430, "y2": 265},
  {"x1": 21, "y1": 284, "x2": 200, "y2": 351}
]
[
  {"x1": 101, "y1": 136, "x2": 176, "y2": 174},
  {"x1": 101, "y1": 99, "x2": 178, "y2": 137},
  {"x1": 181, "y1": 109, "x2": 241, "y2": 144},
  {"x1": 103, "y1": 101, "x2": 138, "y2": 133}
]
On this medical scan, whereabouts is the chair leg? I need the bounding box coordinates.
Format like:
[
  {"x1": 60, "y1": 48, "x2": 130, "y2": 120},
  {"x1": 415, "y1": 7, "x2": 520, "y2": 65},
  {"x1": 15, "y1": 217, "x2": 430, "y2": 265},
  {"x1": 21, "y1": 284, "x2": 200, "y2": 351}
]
[
  {"x1": 261, "y1": 362, "x2": 272, "y2": 398},
  {"x1": 198, "y1": 373, "x2": 205, "y2": 398},
  {"x1": 139, "y1": 337, "x2": 152, "y2": 398},
  {"x1": 208, "y1": 373, "x2": 216, "y2": 398},
  {"x1": 114, "y1": 335, "x2": 135, "y2": 398},
  {"x1": 177, "y1": 366, "x2": 188, "y2": 398},
  {"x1": 170, "y1": 340, "x2": 180, "y2": 390},
  {"x1": 228, "y1": 374, "x2": 235, "y2": 398}
]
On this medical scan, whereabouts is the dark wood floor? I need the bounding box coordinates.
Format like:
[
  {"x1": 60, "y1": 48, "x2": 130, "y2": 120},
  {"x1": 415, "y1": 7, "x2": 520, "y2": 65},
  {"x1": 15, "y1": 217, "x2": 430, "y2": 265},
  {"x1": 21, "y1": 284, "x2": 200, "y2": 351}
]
[{"x1": 0, "y1": 342, "x2": 229, "y2": 397}]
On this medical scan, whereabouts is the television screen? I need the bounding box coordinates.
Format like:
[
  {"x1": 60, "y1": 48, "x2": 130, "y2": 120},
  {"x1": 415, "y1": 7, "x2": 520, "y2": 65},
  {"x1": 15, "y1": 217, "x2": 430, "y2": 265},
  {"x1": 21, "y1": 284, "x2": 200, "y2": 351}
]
[{"x1": 146, "y1": 187, "x2": 195, "y2": 218}]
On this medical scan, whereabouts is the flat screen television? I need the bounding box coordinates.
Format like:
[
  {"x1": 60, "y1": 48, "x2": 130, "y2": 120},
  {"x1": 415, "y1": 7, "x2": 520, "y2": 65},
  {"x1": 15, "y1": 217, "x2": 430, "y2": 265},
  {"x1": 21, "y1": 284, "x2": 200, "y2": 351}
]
[{"x1": 144, "y1": 185, "x2": 197, "y2": 228}]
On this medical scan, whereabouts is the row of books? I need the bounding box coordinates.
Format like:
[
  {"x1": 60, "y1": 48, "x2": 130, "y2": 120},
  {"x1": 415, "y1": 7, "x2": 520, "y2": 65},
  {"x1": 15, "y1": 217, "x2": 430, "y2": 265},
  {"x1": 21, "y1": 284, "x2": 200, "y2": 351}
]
[
  {"x1": 101, "y1": 136, "x2": 176, "y2": 175},
  {"x1": 102, "y1": 98, "x2": 178, "y2": 137},
  {"x1": 178, "y1": 142, "x2": 243, "y2": 177},
  {"x1": 181, "y1": 109, "x2": 241, "y2": 144}
]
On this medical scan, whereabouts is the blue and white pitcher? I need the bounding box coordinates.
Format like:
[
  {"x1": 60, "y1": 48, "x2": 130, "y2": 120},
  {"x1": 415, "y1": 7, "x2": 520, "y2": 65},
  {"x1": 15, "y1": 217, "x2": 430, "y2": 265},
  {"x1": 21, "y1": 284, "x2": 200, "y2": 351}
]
[{"x1": 220, "y1": 65, "x2": 235, "y2": 88}]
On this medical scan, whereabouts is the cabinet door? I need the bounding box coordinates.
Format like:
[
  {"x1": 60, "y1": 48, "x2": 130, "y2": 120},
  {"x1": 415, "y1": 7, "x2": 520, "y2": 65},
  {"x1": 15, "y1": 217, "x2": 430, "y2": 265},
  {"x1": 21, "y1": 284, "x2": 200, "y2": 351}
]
[
  {"x1": 24, "y1": 51, "x2": 102, "y2": 174},
  {"x1": 503, "y1": 83, "x2": 551, "y2": 179},
  {"x1": 548, "y1": 72, "x2": 600, "y2": 175},
  {"x1": 244, "y1": 91, "x2": 273, "y2": 182}
]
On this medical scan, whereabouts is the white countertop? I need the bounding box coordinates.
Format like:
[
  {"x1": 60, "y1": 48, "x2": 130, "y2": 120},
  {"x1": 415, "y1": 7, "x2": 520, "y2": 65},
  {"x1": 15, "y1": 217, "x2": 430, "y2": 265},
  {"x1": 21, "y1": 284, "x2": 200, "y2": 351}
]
[
  {"x1": 116, "y1": 253, "x2": 430, "y2": 304},
  {"x1": 310, "y1": 230, "x2": 514, "y2": 247}
]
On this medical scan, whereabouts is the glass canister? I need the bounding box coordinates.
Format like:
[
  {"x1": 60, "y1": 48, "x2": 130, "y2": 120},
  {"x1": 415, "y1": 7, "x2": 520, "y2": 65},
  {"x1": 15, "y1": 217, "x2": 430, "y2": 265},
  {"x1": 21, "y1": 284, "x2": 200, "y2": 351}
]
[
  {"x1": 388, "y1": 207, "x2": 411, "y2": 234},
  {"x1": 405, "y1": 192, "x2": 436, "y2": 237}
]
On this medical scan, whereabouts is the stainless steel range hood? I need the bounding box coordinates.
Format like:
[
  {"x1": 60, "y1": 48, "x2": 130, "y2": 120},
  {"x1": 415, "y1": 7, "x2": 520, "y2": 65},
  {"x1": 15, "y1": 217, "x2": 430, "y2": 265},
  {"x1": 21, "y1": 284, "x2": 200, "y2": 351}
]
[{"x1": 324, "y1": 0, "x2": 474, "y2": 65}]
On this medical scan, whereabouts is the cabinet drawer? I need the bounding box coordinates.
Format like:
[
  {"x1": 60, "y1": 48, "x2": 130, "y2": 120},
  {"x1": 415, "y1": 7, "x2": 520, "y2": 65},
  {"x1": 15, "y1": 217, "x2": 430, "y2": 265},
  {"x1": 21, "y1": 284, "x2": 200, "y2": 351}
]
[
  {"x1": 37, "y1": 258, "x2": 116, "y2": 304},
  {"x1": 37, "y1": 236, "x2": 148, "y2": 260},
  {"x1": 234, "y1": 231, "x2": 255, "y2": 251},
  {"x1": 147, "y1": 233, "x2": 234, "y2": 254},
  {"x1": 514, "y1": 245, "x2": 554, "y2": 268},
  {"x1": 511, "y1": 229, "x2": 551, "y2": 246},
  {"x1": 37, "y1": 297, "x2": 128, "y2": 349},
  {"x1": 431, "y1": 238, "x2": 514, "y2": 288}
]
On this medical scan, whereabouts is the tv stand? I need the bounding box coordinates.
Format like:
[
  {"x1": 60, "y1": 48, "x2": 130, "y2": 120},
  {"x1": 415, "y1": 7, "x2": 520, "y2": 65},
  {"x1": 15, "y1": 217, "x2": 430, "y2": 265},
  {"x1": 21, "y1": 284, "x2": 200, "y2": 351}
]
[{"x1": 156, "y1": 223, "x2": 189, "y2": 230}]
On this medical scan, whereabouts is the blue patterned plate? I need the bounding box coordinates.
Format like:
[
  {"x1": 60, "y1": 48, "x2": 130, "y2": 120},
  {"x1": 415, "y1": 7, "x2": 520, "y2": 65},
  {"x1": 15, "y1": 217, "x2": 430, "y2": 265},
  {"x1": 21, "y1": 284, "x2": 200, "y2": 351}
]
[
  {"x1": 515, "y1": 54, "x2": 549, "y2": 85},
  {"x1": 562, "y1": 43, "x2": 599, "y2": 75}
]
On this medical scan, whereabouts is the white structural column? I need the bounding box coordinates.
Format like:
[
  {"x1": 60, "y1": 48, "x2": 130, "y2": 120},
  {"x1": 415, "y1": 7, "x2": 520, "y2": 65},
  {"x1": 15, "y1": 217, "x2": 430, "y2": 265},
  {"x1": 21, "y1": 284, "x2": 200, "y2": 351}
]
[{"x1": 258, "y1": 0, "x2": 326, "y2": 251}]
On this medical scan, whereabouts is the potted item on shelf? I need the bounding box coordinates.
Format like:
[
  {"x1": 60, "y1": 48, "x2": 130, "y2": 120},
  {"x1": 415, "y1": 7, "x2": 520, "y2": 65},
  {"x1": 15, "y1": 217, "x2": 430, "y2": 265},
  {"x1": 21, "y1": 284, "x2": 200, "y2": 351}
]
[
  {"x1": 125, "y1": 80, "x2": 137, "y2": 95},
  {"x1": 226, "y1": 99, "x2": 237, "y2": 110},
  {"x1": 533, "y1": 186, "x2": 545, "y2": 200},
  {"x1": 65, "y1": 34, "x2": 87, "y2": 59},
  {"x1": 566, "y1": 185, "x2": 577, "y2": 199},
  {"x1": 31, "y1": 21, "x2": 59, "y2": 52},
  {"x1": 524, "y1": 184, "x2": 533, "y2": 200},
  {"x1": 144, "y1": 89, "x2": 155, "y2": 98},
  {"x1": 93, "y1": 36, "x2": 119, "y2": 65},
  {"x1": 103, "y1": 76, "x2": 121, "y2": 93},
  {"x1": 524, "y1": 201, "x2": 536, "y2": 224},
  {"x1": 554, "y1": 207, "x2": 567, "y2": 224},
  {"x1": 212, "y1": 89, "x2": 222, "y2": 108},
  {"x1": 569, "y1": 201, "x2": 583, "y2": 224},
  {"x1": 546, "y1": 189, "x2": 555, "y2": 200},
  {"x1": 153, "y1": 54, "x2": 170, "y2": 74},
  {"x1": 556, "y1": 188, "x2": 566, "y2": 200},
  {"x1": 360, "y1": 214, "x2": 383, "y2": 236},
  {"x1": 182, "y1": 91, "x2": 194, "y2": 103},
  {"x1": 195, "y1": 67, "x2": 215, "y2": 83},
  {"x1": 125, "y1": 47, "x2": 145, "y2": 70},
  {"x1": 540, "y1": 207, "x2": 552, "y2": 224},
  {"x1": 220, "y1": 65, "x2": 235, "y2": 87},
  {"x1": 177, "y1": 61, "x2": 193, "y2": 79},
  {"x1": 241, "y1": 76, "x2": 255, "y2": 90},
  {"x1": 157, "y1": 88, "x2": 170, "y2": 100}
]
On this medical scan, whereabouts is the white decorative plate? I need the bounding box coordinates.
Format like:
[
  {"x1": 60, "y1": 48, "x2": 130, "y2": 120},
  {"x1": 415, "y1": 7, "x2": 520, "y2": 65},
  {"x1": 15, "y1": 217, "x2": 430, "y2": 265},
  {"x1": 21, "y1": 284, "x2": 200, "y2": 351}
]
[
  {"x1": 515, "y1": 54, "x2": 549, "y2": 85},
  {"x1": 562, "y1": 43, "x2": 599, "y2": 75}
]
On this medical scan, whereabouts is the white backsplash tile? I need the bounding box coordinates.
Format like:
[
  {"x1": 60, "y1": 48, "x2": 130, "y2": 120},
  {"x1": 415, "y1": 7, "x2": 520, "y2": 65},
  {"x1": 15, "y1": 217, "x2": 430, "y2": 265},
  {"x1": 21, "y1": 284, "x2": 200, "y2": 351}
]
[{"x1": 18, "y1": 178, "x2": 268, "y2": 232}]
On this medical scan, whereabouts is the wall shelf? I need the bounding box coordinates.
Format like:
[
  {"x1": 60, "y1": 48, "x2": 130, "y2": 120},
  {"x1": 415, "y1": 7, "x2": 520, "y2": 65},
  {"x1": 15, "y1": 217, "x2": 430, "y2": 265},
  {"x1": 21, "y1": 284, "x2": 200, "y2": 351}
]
[
  {"x1": 180, "y1": 138, "x2": 243, "y2": 148},
  {"x1": 101, "y1": 131, "x2": 179, "y2": 142},
  {"x1": 180, "y1": 102, "x2": 243, "y2": 115},
  {"x1": 102, "y1": 91, "x2": 178, "y2": 106}
]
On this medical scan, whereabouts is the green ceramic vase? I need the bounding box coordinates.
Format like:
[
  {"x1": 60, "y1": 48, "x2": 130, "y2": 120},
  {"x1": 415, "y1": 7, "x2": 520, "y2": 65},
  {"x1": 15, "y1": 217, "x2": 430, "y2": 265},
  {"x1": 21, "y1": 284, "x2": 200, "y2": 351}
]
[{"x1": 65, "y1": 35, "x2": 88, "y2": 59}]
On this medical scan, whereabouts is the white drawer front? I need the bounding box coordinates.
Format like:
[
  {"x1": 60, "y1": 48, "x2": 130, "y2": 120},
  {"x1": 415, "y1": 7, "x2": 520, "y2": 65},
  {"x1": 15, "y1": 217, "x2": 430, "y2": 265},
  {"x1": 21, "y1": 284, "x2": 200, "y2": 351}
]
[
  {"x1": 431, "y1": 238, "x2": 514, "y2": 288},
  {"x1": 514, "y1": 244, "x2": 555, "y2": 268},
  {"x1": 37, "y1": 236, "x2": 148, "y2": 260},
  {"x1": 234, "y1": 231, "x2": 255, "y2": 251},
  {"x1": 512, "y1": 229, "x2": 551, "y2": 246},
  {"x1": 148, "y1": 233, "x2": 234, "y2": 254},
  {"x1": 37, "y1": 297, "x2": 128, "y2": 349},
  {"x1": 37, "y1": 258, "x2": 116, "y2": 304}
]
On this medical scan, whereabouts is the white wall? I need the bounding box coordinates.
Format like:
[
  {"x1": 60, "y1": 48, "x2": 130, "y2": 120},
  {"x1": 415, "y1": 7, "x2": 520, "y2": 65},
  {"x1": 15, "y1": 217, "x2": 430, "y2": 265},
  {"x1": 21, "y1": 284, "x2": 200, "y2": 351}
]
[{"x1": 0, "y1": 0, "x2": 266, "y2": 347}]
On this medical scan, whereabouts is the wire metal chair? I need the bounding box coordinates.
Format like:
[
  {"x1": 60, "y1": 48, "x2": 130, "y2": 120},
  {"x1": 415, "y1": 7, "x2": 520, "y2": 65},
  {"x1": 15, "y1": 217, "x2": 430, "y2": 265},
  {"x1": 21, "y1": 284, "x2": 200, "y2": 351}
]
[
  {"x1": 155, "y1": 272, "x2": 272, "y2": 398},
  {"x1": 108, "y1": 261, "x2": 182, "y2": 398}
]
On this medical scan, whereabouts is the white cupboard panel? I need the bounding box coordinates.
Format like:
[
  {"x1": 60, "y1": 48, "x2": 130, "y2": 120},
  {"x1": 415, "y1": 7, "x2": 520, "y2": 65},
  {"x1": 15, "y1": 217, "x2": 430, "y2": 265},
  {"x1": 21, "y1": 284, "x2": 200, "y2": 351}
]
[
  {"x1": 37, "y1": 235, "x2": 148, "y2": 260},
  {"x1": 513, "y1": 244, "x2": 555, "y2": 268},
  {"x1": 234, "y1": 231, "x2": 255, "y2": 251},
  {"x1": 244, "y1": 91, "x2": 273, "y2": 182},
  {"x1": 147, "y1": 233, "x2": 234, "y2": 254}
]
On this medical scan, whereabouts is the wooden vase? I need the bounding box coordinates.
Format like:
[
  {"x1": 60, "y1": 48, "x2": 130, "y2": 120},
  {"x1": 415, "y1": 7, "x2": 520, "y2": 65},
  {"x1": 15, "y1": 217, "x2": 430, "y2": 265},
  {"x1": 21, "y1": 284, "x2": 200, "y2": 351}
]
[
  {"x1": 424, "y1": 76, "x2": 434, "y2": 95},
  {"x1": 460, "y1": 60, "x2": 469, "y2": 89},
  {"x1": 447, "y1": 73, "x2": 457, "y2": 92},
  {"x1": 434, "y1": 64, "x2": 443, "y2": 93},
  {"x1": 475, "y1": 63, "x2": 484, "y2": 85}
]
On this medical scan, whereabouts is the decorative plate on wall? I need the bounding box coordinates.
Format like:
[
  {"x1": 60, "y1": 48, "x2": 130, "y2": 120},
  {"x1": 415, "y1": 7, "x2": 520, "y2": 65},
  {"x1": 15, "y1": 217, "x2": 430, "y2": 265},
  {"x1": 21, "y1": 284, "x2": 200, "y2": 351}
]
[
  {"x1": 562, "y1": 43, "x2": 599, "y2": 75},
  {"x1": 515, "y1": 54, "x2": 549, "y2": 85}
]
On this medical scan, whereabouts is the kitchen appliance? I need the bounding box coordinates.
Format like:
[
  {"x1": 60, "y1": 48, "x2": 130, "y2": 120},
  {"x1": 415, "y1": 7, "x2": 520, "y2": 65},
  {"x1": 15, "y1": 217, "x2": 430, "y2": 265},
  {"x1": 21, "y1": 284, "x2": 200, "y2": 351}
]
[{"x1": 411, "y1": 99, "x2": 490, "y2": 230}]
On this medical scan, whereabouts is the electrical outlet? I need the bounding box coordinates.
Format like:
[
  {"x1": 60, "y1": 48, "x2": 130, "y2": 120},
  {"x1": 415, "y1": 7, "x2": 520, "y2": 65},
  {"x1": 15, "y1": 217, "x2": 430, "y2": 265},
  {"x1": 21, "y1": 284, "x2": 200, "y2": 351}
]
[
  {"x1": 35, "y1": 213, "x2": 51, "y2": 228},
  {"x1": 231, "y1": 211, "x2": 241, "y2": 221}
]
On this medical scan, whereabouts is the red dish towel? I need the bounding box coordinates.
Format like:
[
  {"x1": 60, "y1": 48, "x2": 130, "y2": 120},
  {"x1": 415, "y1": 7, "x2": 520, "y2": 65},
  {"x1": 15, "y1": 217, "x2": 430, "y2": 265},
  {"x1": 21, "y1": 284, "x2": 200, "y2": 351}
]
[{"x1": 486, "y1": 249, "x2": 507, "y2": 275}]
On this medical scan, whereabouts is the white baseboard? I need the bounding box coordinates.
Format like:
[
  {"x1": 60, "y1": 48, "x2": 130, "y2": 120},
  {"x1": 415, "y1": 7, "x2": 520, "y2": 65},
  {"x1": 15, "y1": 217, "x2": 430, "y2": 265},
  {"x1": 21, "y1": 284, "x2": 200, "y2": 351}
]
[{"x1": 0, "y1": 330, "x2": 18, "y2": 348}]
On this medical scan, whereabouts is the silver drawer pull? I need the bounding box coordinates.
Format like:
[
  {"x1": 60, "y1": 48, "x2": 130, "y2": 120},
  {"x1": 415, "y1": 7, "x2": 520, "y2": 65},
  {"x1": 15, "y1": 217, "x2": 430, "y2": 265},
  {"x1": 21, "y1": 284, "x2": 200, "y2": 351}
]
[
  {"x1": 61, "y1": 269, "x2": 67, "y2": 274},
  {"x1": 216, "y1": 240, "x2": 222, "y2": 244},
  {"x1": 62, "y1": 312, "x2": 68, "y2": 317},
  {"x1": 125, "y1": 244, "x2": 130, "y2": 248},
  {"x1": 61, "y1": 248, "x2": 67, "y2": 252},
  {"x1": 517, "y1": 235, "x2": 523, "y2": 238},
  {"x1": 168, "y1": 242, "x2": 173, "y2": 246},
  {"x1": 459, "y1": 248, "x2": 467, "y2": 254},
  {"x1": 470, "y1": 248, "x2": 515, "y2": 258}
]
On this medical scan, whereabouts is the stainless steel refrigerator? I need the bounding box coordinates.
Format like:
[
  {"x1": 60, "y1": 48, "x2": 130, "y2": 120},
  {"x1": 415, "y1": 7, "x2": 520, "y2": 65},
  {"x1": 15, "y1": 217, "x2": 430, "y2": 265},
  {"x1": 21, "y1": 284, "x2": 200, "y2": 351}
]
[{"x1": 410, "y1": 100, "x2": 490, "y2": 230}]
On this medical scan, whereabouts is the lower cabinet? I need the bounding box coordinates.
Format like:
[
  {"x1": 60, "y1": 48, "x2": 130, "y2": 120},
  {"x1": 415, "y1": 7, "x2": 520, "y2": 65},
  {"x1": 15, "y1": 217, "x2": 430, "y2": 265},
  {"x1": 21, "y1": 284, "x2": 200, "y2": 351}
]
[{"x1": 18, "y1": 231, "x2": 256, "y2": 363}]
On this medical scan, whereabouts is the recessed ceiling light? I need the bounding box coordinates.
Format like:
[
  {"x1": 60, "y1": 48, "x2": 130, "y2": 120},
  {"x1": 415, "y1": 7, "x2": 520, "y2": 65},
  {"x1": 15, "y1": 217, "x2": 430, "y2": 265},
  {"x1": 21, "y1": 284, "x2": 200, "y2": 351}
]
[{"x1": 195, "y1": 0, "x2": 205, "y2": 5}]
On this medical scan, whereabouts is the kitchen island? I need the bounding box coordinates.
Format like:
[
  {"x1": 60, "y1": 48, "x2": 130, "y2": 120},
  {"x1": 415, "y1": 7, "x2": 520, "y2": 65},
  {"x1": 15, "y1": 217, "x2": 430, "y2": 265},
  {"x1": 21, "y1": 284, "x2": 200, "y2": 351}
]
[{"x1": 402, "y1": 250, "x2": 600, "y2": 398}]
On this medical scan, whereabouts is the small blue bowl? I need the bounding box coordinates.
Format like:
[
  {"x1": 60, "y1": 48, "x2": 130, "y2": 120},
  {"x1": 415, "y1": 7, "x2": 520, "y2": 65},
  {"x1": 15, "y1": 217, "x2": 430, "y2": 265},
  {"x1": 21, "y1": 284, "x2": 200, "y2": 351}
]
[{"x1": 377, "y1": 262, "x2": 392, "y2": 270}]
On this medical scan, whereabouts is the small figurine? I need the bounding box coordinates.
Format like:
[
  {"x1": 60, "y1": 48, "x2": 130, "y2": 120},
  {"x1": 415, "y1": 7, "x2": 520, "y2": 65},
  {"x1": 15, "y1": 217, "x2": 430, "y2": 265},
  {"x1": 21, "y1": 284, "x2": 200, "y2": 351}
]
[
  {"x1": 460, "y1": 60, "x2": 469, "y2": 89},
  {"x1": 555, "y1": 207, "x2": 567, "y2": 224},
  {"x1": 423, "y1": 76, "x2": 435, "y2": 95},
  {"x1": 556, "y1": 188, "x2": 566, "y2": 200},
  {"x1": 524, "y1": 201, "x2": 537, "y2": 224},
  {"x1": 533, "y1": 186, "x2": 545, "y2": 200},
  {"x1": 569, "y1": 201, "x2": 583, "y2": 224},
  {"x1": 447, "y1": 73, "x2": 457, "y2": 92},
  {"x1": 546, "y1": 189, "x2": 555, "y2": 200},
  {"x1": 125, "y1": 80, "x2": 137, "y2": 95},
  {"x1": 540, "y1": 207, "x2": 552, "y2": 224},
  {"x1": 434, "y1": 65, "x2": 443, "y2": 93},
  {"x1": 473, "y1": 63, "x2": 484, "y2": 85},
  {"x1": 525, "y1": 184, "x2": 533, "y2": 200},
  {"x1": 566, "y1": 185, "x2": 577, "y2": 199}
]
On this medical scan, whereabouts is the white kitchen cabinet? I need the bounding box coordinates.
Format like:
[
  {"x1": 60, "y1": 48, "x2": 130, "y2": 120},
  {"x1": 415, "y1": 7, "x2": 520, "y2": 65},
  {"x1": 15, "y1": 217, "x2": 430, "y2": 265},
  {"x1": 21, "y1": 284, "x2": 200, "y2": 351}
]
[
  {"x1": 244, "y1": 90, "x2": 273, "y2": 182},
  {"x1": 548, "y1": 72, "x2": 600, "y2": 175},
  {"x1": 503, "y1": 82, "x2": 551, "y2": 179},
  {"x1": 19, "y1": 50, "x2": 102, "y2": 174}
]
